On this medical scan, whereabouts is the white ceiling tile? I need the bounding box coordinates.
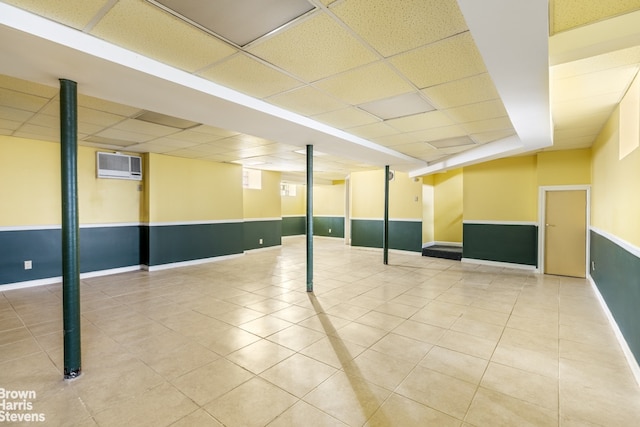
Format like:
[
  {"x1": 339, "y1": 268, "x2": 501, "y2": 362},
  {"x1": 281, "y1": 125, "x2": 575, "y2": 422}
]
[
  {"x1": 248, "y1": 13, "x2": 378, "y2": 82},
  {"x1": 0, "y1": 88, "x2": 50, "y2": 112},
  {"x1": 95, "y1": 128, "x2": 155, "y2": 144},
  {"x1": 91, "y1": 0, "x2": 236, "y2": 72},
  {"x1": 386, "y1": 111, "x2": 455, "y2": 133},
  {"x1": 332, "y1": 0, "x2": 467, "y2": 57},
  {"x1": 0, "y1": 117, "x2": 22, "y2": 131},
  {"x1": 389, "y1": 32, "x2": 486, "y2": 89},
  {"x1": 314, "y1": 62, "x2": 413, "y2": 105},
  {"x1": 267, "y1": 86, "x2": 347, "y2": 116},
  {"x1": 312, "y1": 107, "x2": 379, "y2": 129},
  {"x1": 112, "y1": 118, "x2": 179, "y2": 137},
  {"x1": 200, "y1": 53, "x2": 303, "y2": 98}
]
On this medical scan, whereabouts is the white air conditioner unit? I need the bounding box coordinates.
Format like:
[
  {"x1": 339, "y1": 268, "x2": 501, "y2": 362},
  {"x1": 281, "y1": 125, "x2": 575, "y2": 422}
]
[{"x1": 97, "y1": 152, "x2": 142, "y2": 181}]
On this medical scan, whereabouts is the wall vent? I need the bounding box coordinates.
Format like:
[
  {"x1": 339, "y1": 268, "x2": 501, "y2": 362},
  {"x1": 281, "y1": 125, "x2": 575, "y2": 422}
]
[{"x1": 97, "y1": 152, "x2": 142, "y2": 181}]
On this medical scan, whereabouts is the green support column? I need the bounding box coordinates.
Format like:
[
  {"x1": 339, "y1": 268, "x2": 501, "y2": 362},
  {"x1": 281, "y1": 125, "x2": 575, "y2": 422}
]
[
  {"x1": 60, "y1": 79, "x2": 82, "y2": 379},
  {"x1": 383, "y1": 165, "x2": 390, "y2": 265},
  {"x1": 306, "y1": 145, "x2": 313, "y2": 292}
]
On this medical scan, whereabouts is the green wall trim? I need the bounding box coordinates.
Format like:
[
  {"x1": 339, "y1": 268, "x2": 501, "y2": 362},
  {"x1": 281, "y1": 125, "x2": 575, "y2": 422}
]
[
  {"x1": 282, "y1": 216, "x2": 305, "y2": 236},
  {"x1": 351, "y1": 219, "x2": 421, "y2": 252},
  {"x1": 463, "y1": 223, "x2": 538, "y2": 266},
  {"x1": 313, "y1": 216, "x2": 344, "y2": 238},
  {"x1": 148, "y1": 222, "x2": 243, "y2": 266},
  {"x1": 590, "y1": 230, "x2": 640, "y2": 364},
  {"x1": 282, "y1": 216, "x2": 345, "y2": 238},
  {"x1": 244, "y1": 220, "x2": 282, "y2": 250},
  {"x1": 0, "y1": 226, "x2": 141, "y2": 285}
]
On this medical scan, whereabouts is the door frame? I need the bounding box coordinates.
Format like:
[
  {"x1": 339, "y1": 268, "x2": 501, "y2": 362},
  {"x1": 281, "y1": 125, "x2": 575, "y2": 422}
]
[{"x1": 538, "y1": 185, "x2": 591, "y2": 277}]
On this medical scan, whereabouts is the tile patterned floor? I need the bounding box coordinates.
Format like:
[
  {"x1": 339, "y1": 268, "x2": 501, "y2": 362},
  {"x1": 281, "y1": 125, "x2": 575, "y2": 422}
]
[{"x1": 1, "y1": 236, "x2": 639, "y2": 426}]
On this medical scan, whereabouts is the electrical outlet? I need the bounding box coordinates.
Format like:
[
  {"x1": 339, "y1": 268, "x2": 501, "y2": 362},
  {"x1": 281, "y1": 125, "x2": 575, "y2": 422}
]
[
  {"x1": 591, "y1": 261, "x2": 595, "y2": 271},
  {"x1": 24, "y1": 260, "x2": 32, "y2": 270},
  {"x1": 329, "y1": 228, "x2": 332, "y2": 234},
  {"x1": 259, "y1": 238, "x2": 263, "y2": 245}
]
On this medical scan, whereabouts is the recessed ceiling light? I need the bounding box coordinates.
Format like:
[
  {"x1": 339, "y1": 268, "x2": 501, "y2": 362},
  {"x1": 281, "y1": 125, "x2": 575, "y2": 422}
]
[
  {"x1": 149, "y1": 0, "x2": 315, "y2": 47},
  {"x1": 428, "y1": 136, "x2": 475, "y2": 149},
  {"x1": 135, "y1": 111, "x2": 200, "y2": 130},
  {"x1": 359, "y1": 92, "x2": 435, "y2": 120}
]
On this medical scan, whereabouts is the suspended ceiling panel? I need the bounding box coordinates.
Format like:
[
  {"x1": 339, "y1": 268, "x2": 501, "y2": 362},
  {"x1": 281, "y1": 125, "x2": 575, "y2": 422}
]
[
  {"x1": 91, "y1": 0, "x2": 237, "y2": 72},
  {"x1": 199, "y1": 54, "x2": 303, "y2": 99},
  {"x1": 331, "y1": 0, "x2": 468, "y2": 58},
  {"x1": 444, "y1": 99, "x2": 509, "y2": 124},
  {"x1": 1, "y1": 0, "x2": 109, "y2": 30},
  {"x1": 312, "y1": 107, "x2": 378, "y2": 129},
  {"x1": 314, "y1": 62, "x2": 413, "y2": 105},
  {"x1": 248, "y1": 12, "x2": 378, "y2": 82},
  {"x1": 0, "y1": 0, "x2": 555, "y2": 178},
  {"x1": 386, "y1": 111, "x2": 456, "y2": 133},
  {"x1": 422, "y1": 73, "x2": 500, "y2": 109},
  {"x1": 389, "y1": 32, "x2": 486, "y2": 89},
  {"x1": 151, "y1": 0, "x2": 315, "y2": 47},
  {"x1": 551, "y1": 0, "x2": 640, "y2": 35},
  {"x1": 266, "y1": 85, "x2": 347, "y2": 116}
]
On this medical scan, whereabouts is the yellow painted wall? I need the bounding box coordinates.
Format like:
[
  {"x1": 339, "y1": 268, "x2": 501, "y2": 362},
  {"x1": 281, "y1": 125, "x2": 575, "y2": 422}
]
[
  {"x1": 463, "y1": 156, "x2": 538, "y2": 222},
  {"x1": 390, "y1": 171, "x2": 423, "y2": 219},
  {"x1": 79, "y1": 148, "x2": 142, "y2": 224},
  {"x1": 243, "y1": 170, "x2": 281, "y2": 219},
  {"x1": 148, "y1": 153, "x2": 243, "y2": 222},
  {"x1": 0, "y1": 136, "x2": 60, "y2": 226},
  {"x1": 592, "y1": 108, "x2": 640, "y2": 247},
  {"x1": 314, "y1": 183, "x2": 345, "y2": 216},
  {"x1": 0, "y1": 136, "x2": 141, "y2": 226},
  {"x1": 537, "y1": 149, "x2": 591, "y2": 186},
  {"x1": 350, "y1": 169, "x2": 384, "y2": 218},
  {"x1": 434, "y1": 169, "x2": 463, "y2": 243},
  {"x1": 281, "y1": 185, "x2": 306, "y2": 216},
  {"x1": 422, "y1": 175, "x2": 434, "y2": 244},
  {"x1": 350, "y1": 169, "x2": 422, "y2": 219}
]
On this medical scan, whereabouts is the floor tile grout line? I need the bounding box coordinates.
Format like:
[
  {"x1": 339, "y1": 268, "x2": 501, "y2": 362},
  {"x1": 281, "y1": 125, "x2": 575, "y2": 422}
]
[{"x1": 460, "y1": 274, "x2": 526, "y2": 425}]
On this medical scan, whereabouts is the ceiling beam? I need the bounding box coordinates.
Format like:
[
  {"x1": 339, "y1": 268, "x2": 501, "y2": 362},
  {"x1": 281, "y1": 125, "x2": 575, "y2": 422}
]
[{"x1": 0, "y1": 2, "x2": 425, "y2": 172}]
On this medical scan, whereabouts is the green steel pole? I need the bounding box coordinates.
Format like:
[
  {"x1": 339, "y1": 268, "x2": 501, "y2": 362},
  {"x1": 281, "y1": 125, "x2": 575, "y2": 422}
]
[
  {"x1": 60, "y1": 79, "x2": 81, "y2": 379},
  {"x1": 383, "y1": 165, "x2": 390, "y2": 265},
  {"x1": 306, "y1": 144, "x2": 313, "y2": 292}
]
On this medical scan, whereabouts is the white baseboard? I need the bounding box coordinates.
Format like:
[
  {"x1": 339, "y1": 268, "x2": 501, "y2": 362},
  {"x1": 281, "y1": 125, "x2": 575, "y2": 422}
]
[
  {"x1": 461, "y1": 257, "x2": 538, "y2": 271},
  {"x1": 351, "y1": 246, "x2": 421, "y2": 256},
  {"x1": 143, "y1": 253, "x2": 243, "y2": 272},
  {"x1": 0, "y1": 265, "x2": 142, "y2": 291},
  {"x1": 244, "y1": 244, "x2": 282, "y2": 253},
  {"x1": 588, "y1": 275, "x2": 640, "y2": 387}
]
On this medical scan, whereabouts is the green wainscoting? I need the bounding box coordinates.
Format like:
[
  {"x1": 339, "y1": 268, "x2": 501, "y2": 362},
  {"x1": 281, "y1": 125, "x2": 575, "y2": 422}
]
[
  {"x1": 313, "y1": 216, "x2": 345, "y2": 238},
  {"x1": 351, "y1": 219, "x2": 421, "y2": 252},
  {"x1": 147, "y1": 222, "x2": 244, "y2": 267},
  {"x1": 590, "y1": 230, "x2": 640, "y2": 364},
  {"x1": 389, "y1": 221, "x2": 422, "y2": 252},
  {"x1": 282, "y1": 216, "x2": 305, "y2": 236},
  {"x1": 244, "y1": 220, "x2": 282, "y2": 250},
  {"x1": 0, "y1": 226, "x2": 141, "y2": 285},
  {"x1": 463, "y1": 223, "x2": 538, "y2": 266}
]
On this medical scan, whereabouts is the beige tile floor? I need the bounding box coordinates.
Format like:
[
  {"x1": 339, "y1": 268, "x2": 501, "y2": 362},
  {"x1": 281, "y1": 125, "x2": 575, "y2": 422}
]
[{"x1": 1, "y1": 236, "x2": 640, "y2": 426}]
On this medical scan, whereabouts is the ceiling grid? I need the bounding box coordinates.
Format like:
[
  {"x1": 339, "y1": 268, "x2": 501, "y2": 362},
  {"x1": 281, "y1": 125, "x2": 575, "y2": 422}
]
[{"x1": 0, "y1": 1, "x2": 638, "y2": 179}]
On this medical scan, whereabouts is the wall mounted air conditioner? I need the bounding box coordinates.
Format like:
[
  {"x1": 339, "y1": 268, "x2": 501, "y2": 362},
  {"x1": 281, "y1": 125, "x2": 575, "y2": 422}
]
[{"x1": 97, "y1": 152, "x2": 142, "y2": 181}]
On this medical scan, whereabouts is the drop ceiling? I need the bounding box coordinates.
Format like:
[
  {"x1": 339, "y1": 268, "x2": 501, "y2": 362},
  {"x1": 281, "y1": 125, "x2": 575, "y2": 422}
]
[{"x1": 0, "y1": 0, "x2": 639, "y2": 181}]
